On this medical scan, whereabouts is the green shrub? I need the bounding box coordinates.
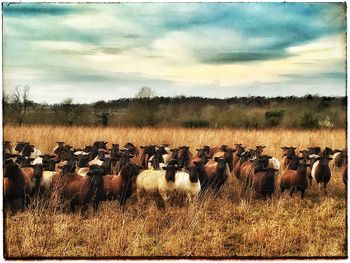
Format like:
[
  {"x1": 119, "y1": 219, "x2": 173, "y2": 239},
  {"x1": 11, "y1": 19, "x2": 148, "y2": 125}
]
[
  {"x1": 243, "y1": 113, "x2": 263, "y2": 129},
  {"x1": 300, "y1": 112, "x2": 319, "y2": 129},
  {"x1": 265, "y1": 109, "x2": 284, "y2": 127}
]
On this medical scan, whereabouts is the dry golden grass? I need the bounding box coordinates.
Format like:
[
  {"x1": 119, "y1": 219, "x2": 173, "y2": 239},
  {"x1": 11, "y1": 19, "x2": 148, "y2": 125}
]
[{"x1": 3, "y1": 125, "x2": 348, "y2": 258}]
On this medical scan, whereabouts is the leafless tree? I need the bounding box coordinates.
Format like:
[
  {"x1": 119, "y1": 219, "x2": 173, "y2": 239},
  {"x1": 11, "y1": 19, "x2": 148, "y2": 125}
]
[
  {"x1": 3, "y1": 90, "x2": 10, "y2": 119},
  {"x1": 135, "y1": 86, "x2": 156, "y2": 99},
  {"x1": 93, "y1": 100, "x2": 112, "y2": 126},
  {"x1": 10, "y1": 85, "x2": 34, "y2": 126},
  {"x1": 128, "y1": 87, "x2": 159, "y2": 127},
  {"x1": 53, "y1": 98, "x2": 77, "y2": 125}
]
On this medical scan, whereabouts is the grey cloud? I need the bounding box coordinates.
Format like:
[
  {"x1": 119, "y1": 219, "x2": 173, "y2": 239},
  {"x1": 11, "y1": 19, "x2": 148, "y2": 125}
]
[
  {"x1": 280, "y1": 71, "x2": 346, "y2": 81},
  {"x1": 200, "y1": 50, "x2": 289, "y2": 64},
  {"x1": 3, "y1": 3, "x2": 79, "y2": 16}
]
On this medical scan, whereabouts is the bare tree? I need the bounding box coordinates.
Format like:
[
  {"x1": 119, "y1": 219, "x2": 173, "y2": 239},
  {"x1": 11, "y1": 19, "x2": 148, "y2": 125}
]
[
  {"x1": 53, "y1": 98, "x2": 77, "y2": 125},
  {"x1": 10, "y1": 85, "x2": 34, "y2": 126},
  {"x1": 3, "y1": 90, "x2": 11, "y2": 122},
  {"x1": 128, "y1": 87, "x2": 159, "y2": 127},
  {"x1": 135, "y1": 86, "x2": 156, "y2": 99},
  {"x1": 93, "y1": 100, "x2": 112, "y2": 126}
]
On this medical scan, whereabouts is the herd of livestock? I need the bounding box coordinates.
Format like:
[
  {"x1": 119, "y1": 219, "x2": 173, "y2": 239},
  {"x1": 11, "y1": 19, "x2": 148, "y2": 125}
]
[{"x1": 3, "y1": 140, "x2": 348, "y2": 216}]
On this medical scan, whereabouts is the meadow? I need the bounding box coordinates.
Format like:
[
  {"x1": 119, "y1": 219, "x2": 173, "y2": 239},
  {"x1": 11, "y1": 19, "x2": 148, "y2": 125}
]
[{"x1": 3, "y1": 125, "x2": 348, "y2": 258}]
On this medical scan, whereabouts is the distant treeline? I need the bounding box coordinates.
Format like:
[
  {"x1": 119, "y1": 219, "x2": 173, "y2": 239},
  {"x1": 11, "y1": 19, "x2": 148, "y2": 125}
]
[{"x1": 3, "y1": 95, "x2": 347, "y2": 129}]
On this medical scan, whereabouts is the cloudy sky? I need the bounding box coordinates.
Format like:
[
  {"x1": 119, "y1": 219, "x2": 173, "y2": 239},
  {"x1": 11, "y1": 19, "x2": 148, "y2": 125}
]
[{"x1": 3, "y1": 2, "x2": 346, "y2": 104}]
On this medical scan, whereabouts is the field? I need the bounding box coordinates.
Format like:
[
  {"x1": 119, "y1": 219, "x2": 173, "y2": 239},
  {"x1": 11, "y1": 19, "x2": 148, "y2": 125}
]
[{"x1": 3, "y1": 125, "x2": 348, "y2": 258}]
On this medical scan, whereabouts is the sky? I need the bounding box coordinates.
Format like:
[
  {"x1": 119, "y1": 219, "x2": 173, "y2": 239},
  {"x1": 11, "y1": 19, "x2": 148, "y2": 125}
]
[{"x1": 2, "y1": 2, "x2": 347, "y2": 104}]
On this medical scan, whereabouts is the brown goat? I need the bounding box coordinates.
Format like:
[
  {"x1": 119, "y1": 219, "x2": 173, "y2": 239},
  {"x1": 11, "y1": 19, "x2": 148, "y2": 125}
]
[
  {"x1": 280, "y1": 158, "x2": 310, "y2": 198},
  {"x1": 281, "y1": 146, "x2": 296, "y2": 158},
  {"x1": 280, "y1": 146, "x2": 297, "y2": 170},
  {"x1": 103, "y1": 163, "x2": 141, "y2": 206},
  {"x1": 233, "y1": 144, "x2": 246, "y2": 170},
  {"x1": 239, "y1": 155, "x2": 271, "y2": 194},
  {"x1": 255, "y1": 145, "x2": 266, "y2": 156},
  {"x1": 190, "y1": 148, "x2": 209, "y2": 166},
  {"x1": 3, "y1": 162, "x2": 33, "y2": 213},
  {"x1": 252, "y1": 168, "x2": 278, "y2": 199},
  {"x1": 115, "y1": 150, "x2": 136, "y2": 174},
  {"x1": 234, "y1": 149, "x2": 255, "y2": 180},
  {"x1": 53, "y1": 165, "x2": 106, "y2": 216},
  {"x1": 204, "y1": 157, "x2": 230, "y2": 190},
  {"x1": 212, "y1": 147, "x2": 236, "y2": 172}
]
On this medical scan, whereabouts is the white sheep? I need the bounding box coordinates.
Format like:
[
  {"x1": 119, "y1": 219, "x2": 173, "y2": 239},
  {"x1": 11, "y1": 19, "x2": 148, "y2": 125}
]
[
  {"x1": 174, "y1": 167, "x2": 201, "y2": 203},
  {"x1": 32, "y1": 164, "x2": 59, "y2": 195},
  {"x1": 136, "y1": 164, "x2": 178, "y2": 207}
]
